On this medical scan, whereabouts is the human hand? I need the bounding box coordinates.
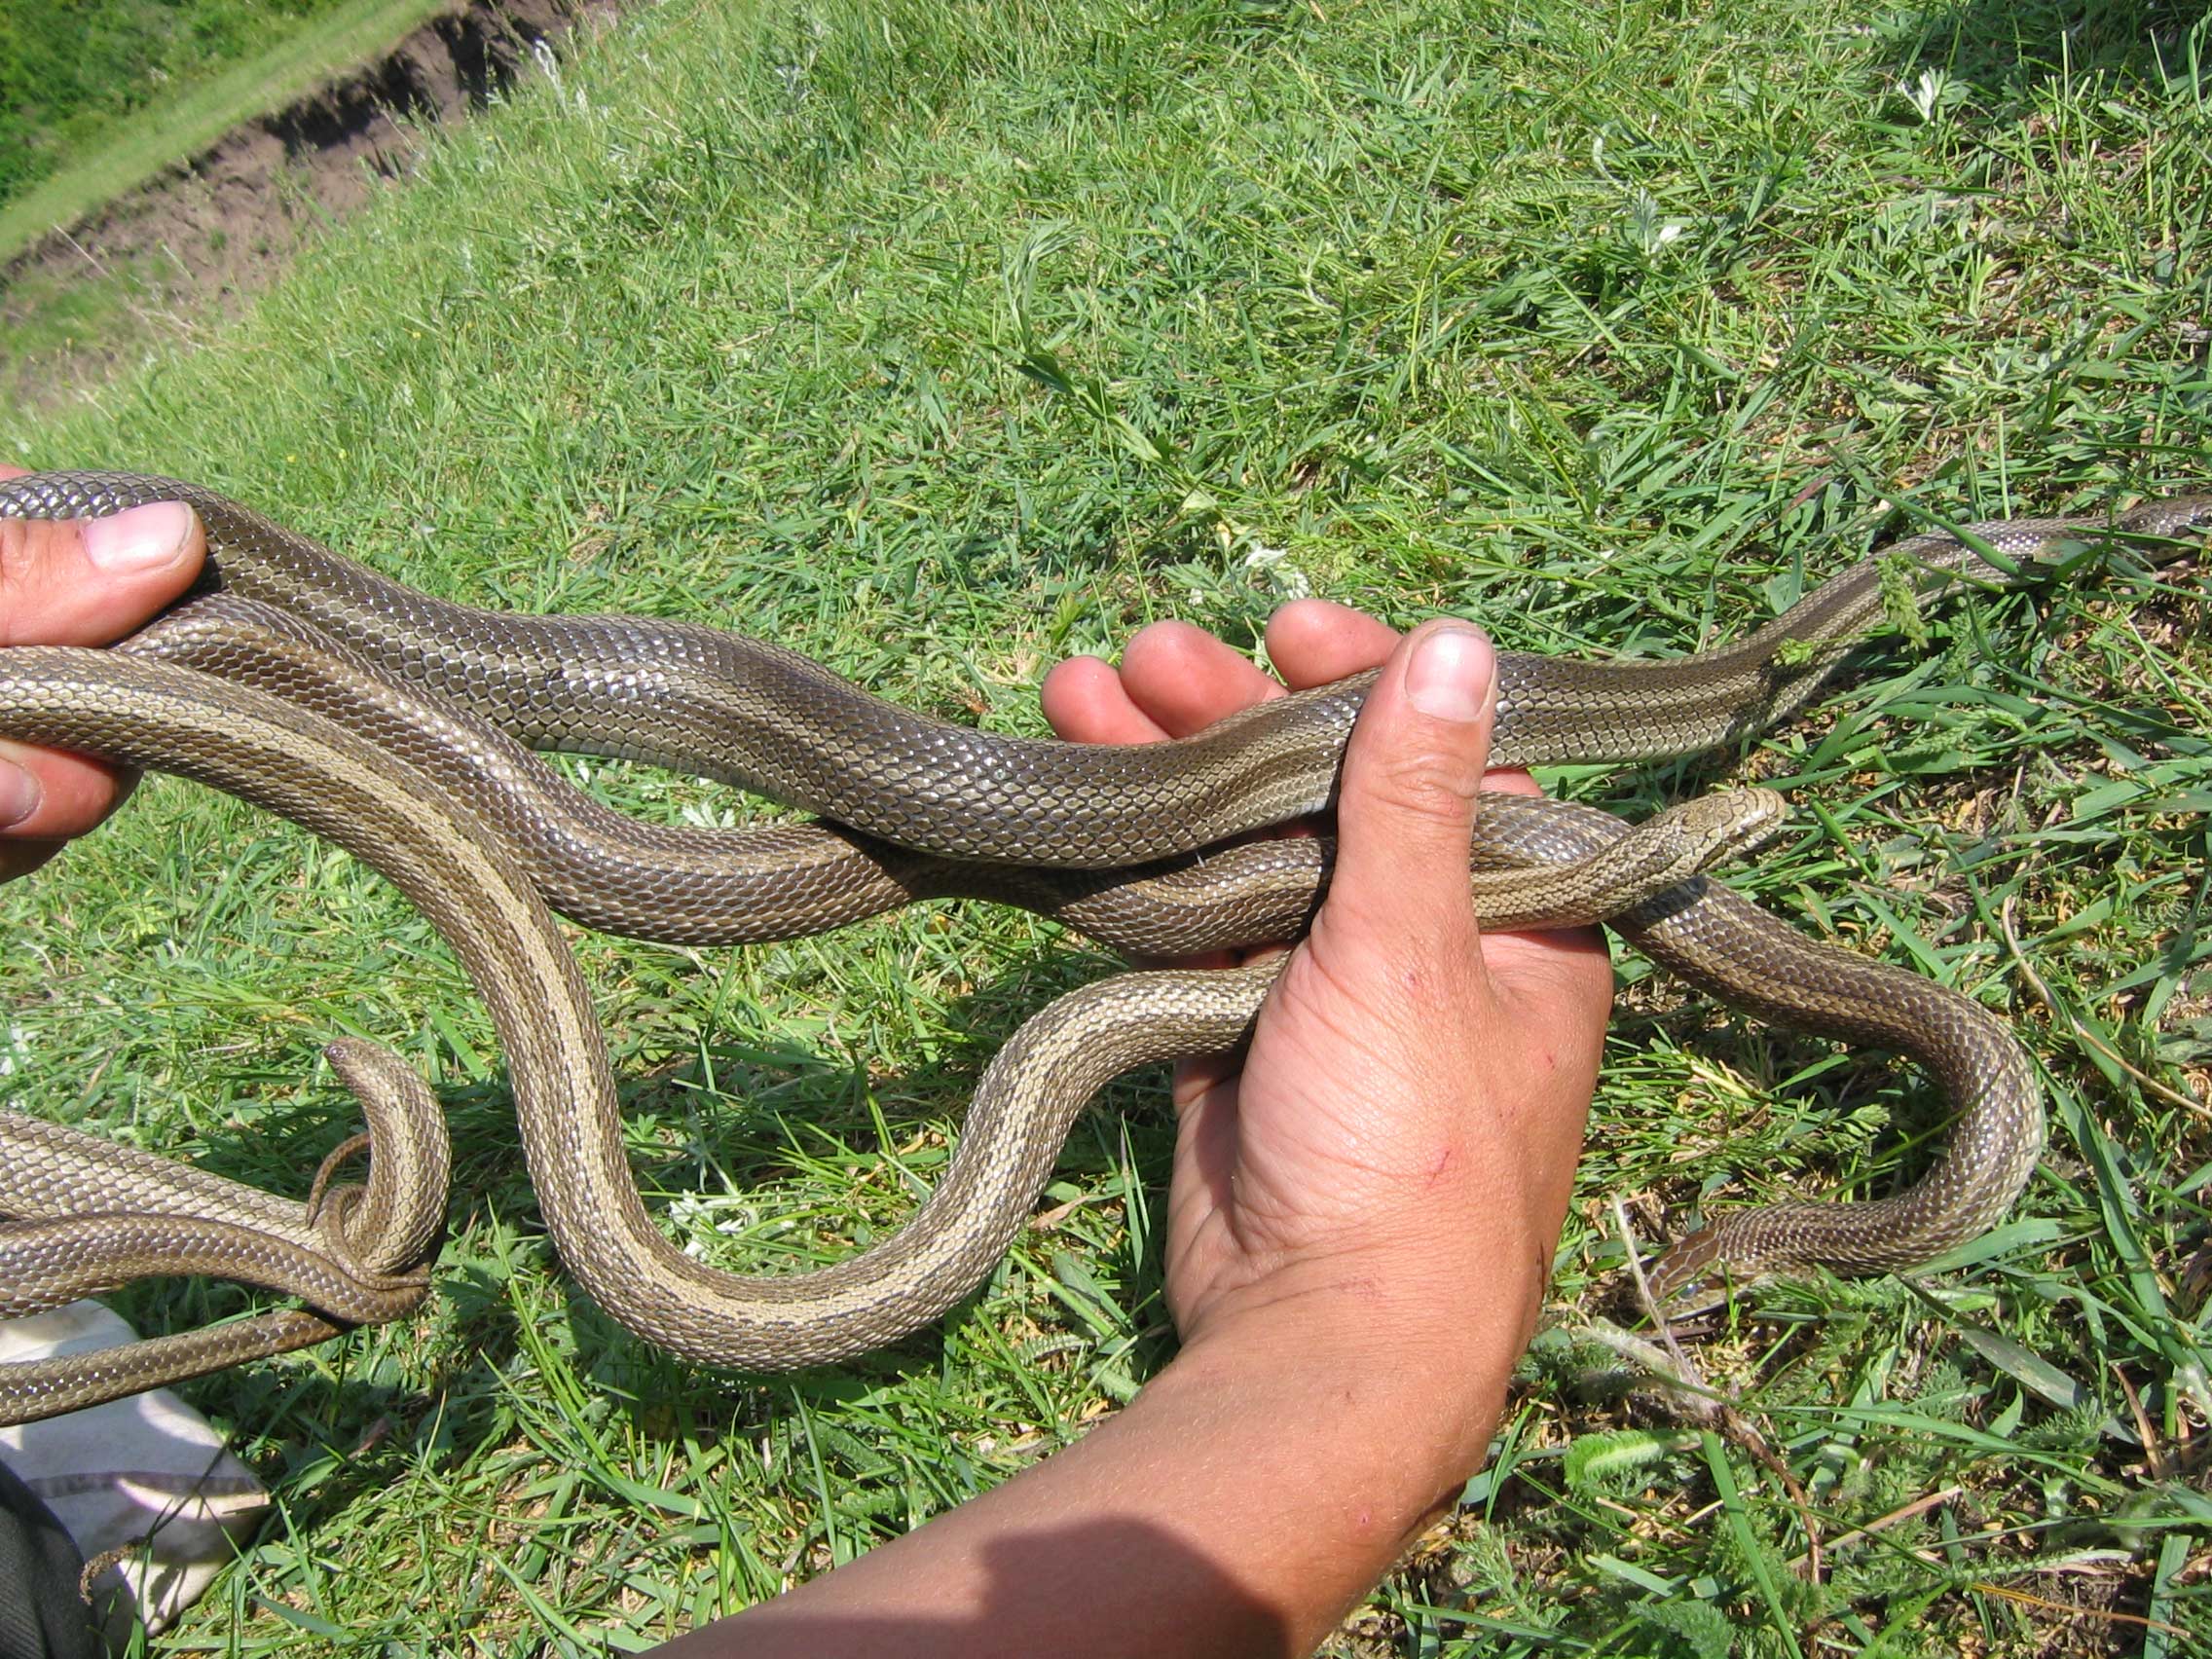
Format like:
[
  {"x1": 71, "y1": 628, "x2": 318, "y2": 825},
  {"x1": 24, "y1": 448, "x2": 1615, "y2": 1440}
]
[
  {"x1": 1043, "y1": 602, "x2": 1612, "y2": 1451},
  {"x1": 0, "y1": 467, "x2": 204, "y2": 880}
]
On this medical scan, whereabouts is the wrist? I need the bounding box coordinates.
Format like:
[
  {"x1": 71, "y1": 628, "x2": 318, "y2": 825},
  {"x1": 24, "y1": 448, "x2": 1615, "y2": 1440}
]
[
  {"x1": 1174, "y1": 1202, "x2": 1559, "y2": 1377},
  {"x1": 1164, "y1": 1254, "x2": 1543, "y2": 1494}
]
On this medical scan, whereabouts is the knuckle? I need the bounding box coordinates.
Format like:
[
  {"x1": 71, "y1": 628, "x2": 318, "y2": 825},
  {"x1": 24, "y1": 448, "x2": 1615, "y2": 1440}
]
[
  {"x1": 1358, "y1": 748, "x2": 1480, "y2": 825},
  {"x1": 0, "y1": 522, "x2": 56, "y2": 645},
  {"x1": 1304, "y1": 912, "x2": 1484, "y2": 1016}
]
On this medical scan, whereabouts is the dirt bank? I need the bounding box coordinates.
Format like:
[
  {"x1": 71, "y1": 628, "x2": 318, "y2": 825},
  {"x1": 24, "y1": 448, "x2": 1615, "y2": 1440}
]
[{"x1": 1, "y1": 0, "x2": 624, "y2": 408}]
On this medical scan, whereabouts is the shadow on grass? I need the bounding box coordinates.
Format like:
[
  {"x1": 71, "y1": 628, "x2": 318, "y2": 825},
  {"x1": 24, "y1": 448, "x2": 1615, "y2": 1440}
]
[
  {"x1": 86, "y1": 929, "x2": 1174, "y2": 1432},
  {"x1": 538, "y1": 935, "x2": 1184, "y2": 1419},
  {"x1": 1889, "y1": 0, "x2": 2208, "y2": 97}
]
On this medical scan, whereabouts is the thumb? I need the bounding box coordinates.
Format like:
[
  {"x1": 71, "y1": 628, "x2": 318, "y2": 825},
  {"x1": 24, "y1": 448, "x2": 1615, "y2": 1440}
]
[
  {"x1": 0, "y1": 498, "x2": 203, "y2": 648},
  {"x1": 0, "y1": 492, "x2": 204, "y2": 861},
  {"x1": 1324, "y1": 618, "x2": 1498, "y2": 951}
]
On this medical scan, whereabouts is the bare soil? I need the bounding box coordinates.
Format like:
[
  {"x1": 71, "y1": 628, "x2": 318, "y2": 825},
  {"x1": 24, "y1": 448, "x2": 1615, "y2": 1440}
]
[{"x1": 1, "y1": 0, "x2": 623, "y2": 409}]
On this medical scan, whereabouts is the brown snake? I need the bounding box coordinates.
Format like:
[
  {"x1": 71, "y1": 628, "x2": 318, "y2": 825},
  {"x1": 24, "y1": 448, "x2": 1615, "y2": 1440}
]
[{"x1": 0, "y1": 473, "x2": 2204, "y2": 1419}]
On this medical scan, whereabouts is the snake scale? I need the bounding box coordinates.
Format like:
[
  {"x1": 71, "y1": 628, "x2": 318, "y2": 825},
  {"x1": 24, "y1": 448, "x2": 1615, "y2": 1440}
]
[{"x1": 0, "y1": 472, "x2": 2204, "y2": 1420}]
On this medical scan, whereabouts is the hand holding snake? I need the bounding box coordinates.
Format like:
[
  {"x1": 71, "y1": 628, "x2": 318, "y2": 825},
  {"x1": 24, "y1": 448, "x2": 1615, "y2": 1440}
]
[
  {"x1": 1040, "y1": 612, "x2": 1609, "y2": 1354},
  {"x1": 0, "y1": 480, "x2": 204, "y2": 878}
]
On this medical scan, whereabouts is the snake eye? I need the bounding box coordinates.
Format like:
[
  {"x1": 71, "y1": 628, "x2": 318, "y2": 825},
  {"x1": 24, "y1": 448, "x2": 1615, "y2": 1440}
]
[{"x1": 1643, "y1": 1225, "x2": 1732, "y2": 1320}]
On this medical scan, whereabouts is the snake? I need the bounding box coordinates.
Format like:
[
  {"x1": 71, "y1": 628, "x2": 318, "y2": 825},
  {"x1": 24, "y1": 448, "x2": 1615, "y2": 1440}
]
[
  {"x1": 0, "y1": 650, "x2": 1761, "y2": 1422},
  {"x1": 0, "y1": 1041, "x2": 450, "y2": 1419},
  {"x1": 0, "y1": 473, "x2": 2204, "y2": 1419}
]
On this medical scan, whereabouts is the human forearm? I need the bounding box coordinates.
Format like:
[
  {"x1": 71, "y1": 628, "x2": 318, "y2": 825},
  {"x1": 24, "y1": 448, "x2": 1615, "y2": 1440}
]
[{"x1": 660, "y1": 1292, "x2": 1529, "y2": 1659}]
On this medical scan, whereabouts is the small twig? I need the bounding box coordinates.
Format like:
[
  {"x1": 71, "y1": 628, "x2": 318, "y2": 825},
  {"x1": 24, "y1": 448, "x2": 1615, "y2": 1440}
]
[
  {"x1": 2110, "y1": 1364, "x2": 2170, "y2": 1481},
  {"x1": 1611, "y1": 1197, "x2": 1700, "y2": 1386},
  {"x1": 1603, "y1": 1202, "x2": 1825, "y2": 1579},
  {"x1": 1557, "y1": 1316, "x2": 1720, "y2": 1419},
  {"x1": 1997, "y1": 896, "x2": 2207, "y2": 1116},
  {"x1": 1782, "y1": 473, "x2": 1835, "y2": 512},
  {"x1": 1558, "y1": 1314, "x2": 1826, "y2": 1579},
  {"x1": 1788, "y1": 1486, "x2": 1959, "y2": 1569},
  {"x1": 1714, "y1": 1406, "x2": 1823, "y2": 1584},
  {"x1": 57, "y1": 227, "x2": 112, "y2": 278},
  {"x1": 1967, "y1": 1580, "x2": 2186, "y2": 1637}
]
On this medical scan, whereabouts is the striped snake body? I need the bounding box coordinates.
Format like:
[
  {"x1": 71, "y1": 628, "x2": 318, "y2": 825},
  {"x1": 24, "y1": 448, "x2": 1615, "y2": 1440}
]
[
  {"x1": 0, "y1": 473, "x2": 2203, "y2": 1418},
  {"x1": 0, "y1": 649, "x2": 1759, "y2": 1413}
]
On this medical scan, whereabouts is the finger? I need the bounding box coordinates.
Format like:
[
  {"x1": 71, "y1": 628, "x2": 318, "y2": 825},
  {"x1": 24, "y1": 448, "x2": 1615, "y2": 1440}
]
[
  {"x1": 0, "y1": 498, "x2": 203, "y2": 647},
  {"x1": 0, "y1": 737, "x2": 136, "y2": 843},
  {"x1": 1171, "y1": 1051, "x2": 1244, "y2": 1113},
  {"x1": 1040, "y1": 655, "x2": 1172, "y2": 744},
  {"x1": 0, "y1": 486, "x2": 203, "y2": 864},
  {"x1": 1264, "y1": 600, "x2": 1402, "y2": 690},
  {"x1": 1327, "y1": 619, "x2": 1498, "y2": 950},
  {"x1": 1266, "y1": 600, "x2": 1552, "y2": 798},
  {"x1": 1115, "y1": 620, "x2": 1284, "y2": 738}
]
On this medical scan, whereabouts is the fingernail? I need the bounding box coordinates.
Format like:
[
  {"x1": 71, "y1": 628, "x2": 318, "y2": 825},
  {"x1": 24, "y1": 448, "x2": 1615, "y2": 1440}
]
[
  {"x1": 82, "y1": 501, "x2": 190, "y2": 571},
  {"x1": 1404, "y1": 622, "x2": 1494, "y2": 722},
  {"x1": 0, "y1": 759, "x2": 40, "y2": 830}
]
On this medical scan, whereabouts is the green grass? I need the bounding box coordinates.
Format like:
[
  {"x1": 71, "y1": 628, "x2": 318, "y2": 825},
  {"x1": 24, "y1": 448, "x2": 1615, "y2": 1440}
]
[
  {"x1": 1, "y1": 0, "x2": 361, "y2": 209},
  {"x1": 5, "y1": 0, "x2": 2212, "y2": 1651},
  {"x1": 0, "y1": 0, "x2": 456, "y2": 263}
]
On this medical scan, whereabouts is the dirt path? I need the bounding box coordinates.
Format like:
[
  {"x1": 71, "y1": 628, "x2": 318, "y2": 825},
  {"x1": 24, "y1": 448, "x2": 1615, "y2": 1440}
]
[{"x1": 1, "y1": 0, "x2": 622, "y2": 412}]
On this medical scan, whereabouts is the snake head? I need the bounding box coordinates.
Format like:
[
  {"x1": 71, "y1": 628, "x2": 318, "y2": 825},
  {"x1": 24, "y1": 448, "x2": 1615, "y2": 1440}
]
[
  {"x1": 1708, "y1": 786, "x2": 1790, "y2": 861},
  {"x1": 2119, "y1": 496, "x2": 2212, "y2": 558},
  {"x1": 1648, "y1": 788, "x2": 1791, "y2": 885},
  {"x1": 1641, "y1": 1223, "x2": 1739, "y2": 1320}
]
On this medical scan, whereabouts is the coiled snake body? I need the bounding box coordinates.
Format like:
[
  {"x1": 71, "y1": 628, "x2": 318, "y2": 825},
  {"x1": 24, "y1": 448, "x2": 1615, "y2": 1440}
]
[{"x1": 0, "y1": 472, "x2": 2203, "y2": 1419}]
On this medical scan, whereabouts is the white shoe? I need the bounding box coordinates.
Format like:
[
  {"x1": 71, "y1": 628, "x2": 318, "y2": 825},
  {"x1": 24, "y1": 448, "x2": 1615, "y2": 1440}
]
[{"x1": 0, "y1": 1303, "x2": 269, "y2": 1643}]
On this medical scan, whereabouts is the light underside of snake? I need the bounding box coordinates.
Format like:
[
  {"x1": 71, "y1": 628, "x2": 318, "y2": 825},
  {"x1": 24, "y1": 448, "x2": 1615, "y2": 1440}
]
[{"x1": 0, "y1": 472, "x2": 2204, "y2": 1420}]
